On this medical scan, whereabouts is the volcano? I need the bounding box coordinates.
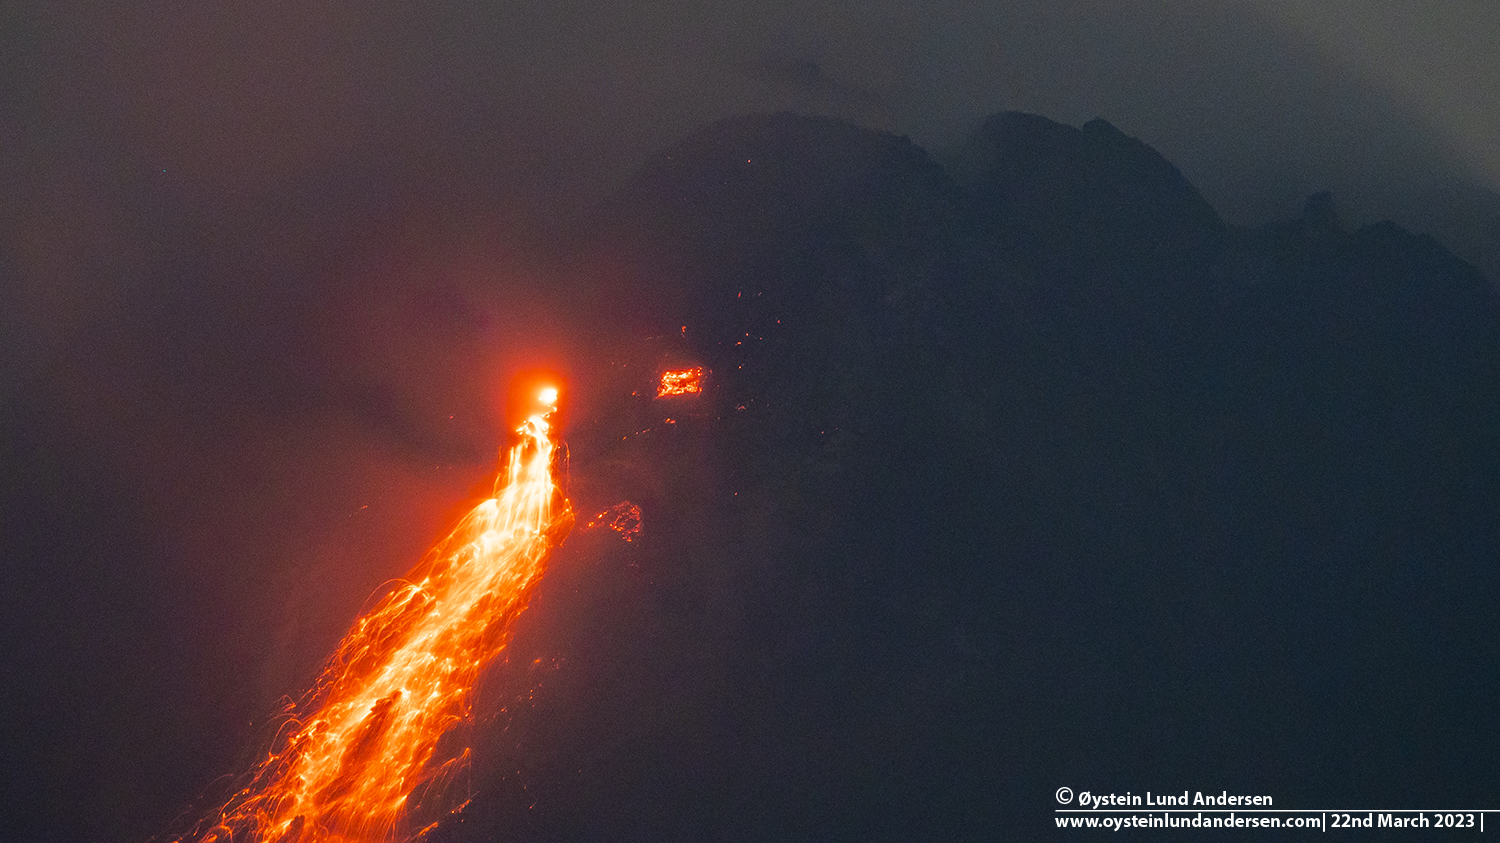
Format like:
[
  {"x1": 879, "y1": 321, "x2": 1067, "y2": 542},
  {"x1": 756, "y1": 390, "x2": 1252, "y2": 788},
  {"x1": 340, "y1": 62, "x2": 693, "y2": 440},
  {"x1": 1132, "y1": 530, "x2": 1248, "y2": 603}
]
[{"x1": 5, "y1": 110, "x2": 1499, "y2": 843}]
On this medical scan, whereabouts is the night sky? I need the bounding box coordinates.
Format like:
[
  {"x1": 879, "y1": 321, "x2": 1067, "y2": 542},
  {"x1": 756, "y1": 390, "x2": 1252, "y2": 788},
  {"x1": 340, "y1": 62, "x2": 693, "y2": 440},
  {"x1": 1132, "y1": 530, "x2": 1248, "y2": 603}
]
[{"x1": 3, "y1": 2, "x2": 1500, "y2": 841}]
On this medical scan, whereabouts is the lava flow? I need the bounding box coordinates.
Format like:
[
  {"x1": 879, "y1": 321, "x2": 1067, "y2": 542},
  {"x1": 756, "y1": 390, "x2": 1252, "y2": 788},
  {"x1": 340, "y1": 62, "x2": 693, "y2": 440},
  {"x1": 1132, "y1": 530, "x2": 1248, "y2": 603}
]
[{"x1": 178, "y1": 388, "x2": 574, "y2": 843}]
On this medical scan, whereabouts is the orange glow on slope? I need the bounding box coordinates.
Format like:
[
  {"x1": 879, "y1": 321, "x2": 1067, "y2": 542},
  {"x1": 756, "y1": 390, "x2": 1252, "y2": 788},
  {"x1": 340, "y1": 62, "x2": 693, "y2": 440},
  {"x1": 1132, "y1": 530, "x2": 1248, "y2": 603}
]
[
  {"x1": 656, "y1": 367, "x2": 704, "y2": 397},
  {"x1": 585, "y1": 501, "x2": 642, "y2": 542},
  {"x1": 180, "y1": 392, "x2": 573, "y2": 843}
]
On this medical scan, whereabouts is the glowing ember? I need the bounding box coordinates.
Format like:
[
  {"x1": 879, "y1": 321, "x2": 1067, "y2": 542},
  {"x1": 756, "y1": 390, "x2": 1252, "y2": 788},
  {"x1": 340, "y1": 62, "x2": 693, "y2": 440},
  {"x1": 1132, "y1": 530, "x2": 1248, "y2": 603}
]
[
  {"x1": 586, "y1": 501, "x2": 642, "y2": 542},
  {"x1": 177, "y1": 395, "x2": 574, "y2": 843},
  {"x1": 656, "y1": 367, "x2": 704, "y2": 397}
]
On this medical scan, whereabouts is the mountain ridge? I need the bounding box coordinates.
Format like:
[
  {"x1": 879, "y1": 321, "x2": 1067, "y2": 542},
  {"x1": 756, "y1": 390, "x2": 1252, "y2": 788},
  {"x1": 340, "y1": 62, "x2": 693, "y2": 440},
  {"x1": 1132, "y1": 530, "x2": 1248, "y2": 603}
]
[{"x1": 473, "y1": 110, "x2": 1500, "y2": 839}]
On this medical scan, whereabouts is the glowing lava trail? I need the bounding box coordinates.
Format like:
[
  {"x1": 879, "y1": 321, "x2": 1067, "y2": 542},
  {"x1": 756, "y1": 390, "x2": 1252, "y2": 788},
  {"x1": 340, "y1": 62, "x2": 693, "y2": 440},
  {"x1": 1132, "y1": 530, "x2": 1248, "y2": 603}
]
[{"x1": 178, "y1": 389, "x2": 574, "y2": 843}]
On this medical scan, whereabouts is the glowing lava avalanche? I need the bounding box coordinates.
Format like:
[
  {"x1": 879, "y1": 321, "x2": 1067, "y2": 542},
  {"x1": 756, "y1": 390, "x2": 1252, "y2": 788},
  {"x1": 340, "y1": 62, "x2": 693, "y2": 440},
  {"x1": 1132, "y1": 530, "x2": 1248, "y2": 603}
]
[{"x1": 177, "y1": 389, "x2": 574, "y2": 843}]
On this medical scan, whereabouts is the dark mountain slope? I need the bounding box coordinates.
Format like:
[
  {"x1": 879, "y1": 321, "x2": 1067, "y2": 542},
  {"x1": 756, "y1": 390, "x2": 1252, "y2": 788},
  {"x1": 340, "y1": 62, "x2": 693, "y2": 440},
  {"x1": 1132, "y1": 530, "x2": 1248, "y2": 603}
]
[
  {"x1": 456, "y1": 112, "x2": 1500, "y2": 841},
  {"x1": 953, "y1": 111, "x2": 1226, "y2": 330}
]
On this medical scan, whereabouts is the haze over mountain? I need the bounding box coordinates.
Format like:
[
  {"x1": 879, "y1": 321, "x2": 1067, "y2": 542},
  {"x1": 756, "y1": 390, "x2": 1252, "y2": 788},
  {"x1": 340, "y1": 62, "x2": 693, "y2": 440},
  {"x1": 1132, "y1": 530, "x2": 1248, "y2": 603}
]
[
  {"x1": 5, "y1": 2, "x2": 1499, "y2": 398},
  {"x1": 3, "y1": 6, "x2": 1499, "y2": 835}
]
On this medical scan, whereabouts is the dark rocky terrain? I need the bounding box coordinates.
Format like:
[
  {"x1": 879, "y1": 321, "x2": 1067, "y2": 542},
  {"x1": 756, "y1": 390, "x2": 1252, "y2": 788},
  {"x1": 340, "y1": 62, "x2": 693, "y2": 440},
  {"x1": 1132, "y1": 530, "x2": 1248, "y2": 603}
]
[{"x1": 437, "y1": 112, "x2": 1500, "y2": 840}]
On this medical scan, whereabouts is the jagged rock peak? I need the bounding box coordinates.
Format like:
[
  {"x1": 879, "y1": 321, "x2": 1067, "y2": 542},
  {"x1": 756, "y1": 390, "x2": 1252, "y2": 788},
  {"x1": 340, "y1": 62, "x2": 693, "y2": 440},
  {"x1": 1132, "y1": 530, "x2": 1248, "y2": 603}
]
[{"x1": 956, "y1": 111, "x2": 1225, "y2": 241}]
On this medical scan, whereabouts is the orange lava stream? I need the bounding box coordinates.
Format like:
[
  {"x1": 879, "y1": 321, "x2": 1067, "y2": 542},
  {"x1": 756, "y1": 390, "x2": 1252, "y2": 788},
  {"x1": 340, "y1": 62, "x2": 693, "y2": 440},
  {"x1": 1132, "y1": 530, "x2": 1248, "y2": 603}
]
[{"x1": 182, "y1": 398, "x2": 573, "y2": 843}]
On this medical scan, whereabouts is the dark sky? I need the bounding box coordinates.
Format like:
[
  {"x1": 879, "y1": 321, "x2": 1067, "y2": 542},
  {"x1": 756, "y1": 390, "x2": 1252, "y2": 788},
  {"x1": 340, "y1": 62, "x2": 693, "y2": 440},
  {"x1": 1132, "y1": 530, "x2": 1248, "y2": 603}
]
[{"x1": 3, "y1": 2, "x2": 1498, "y2": 840}]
